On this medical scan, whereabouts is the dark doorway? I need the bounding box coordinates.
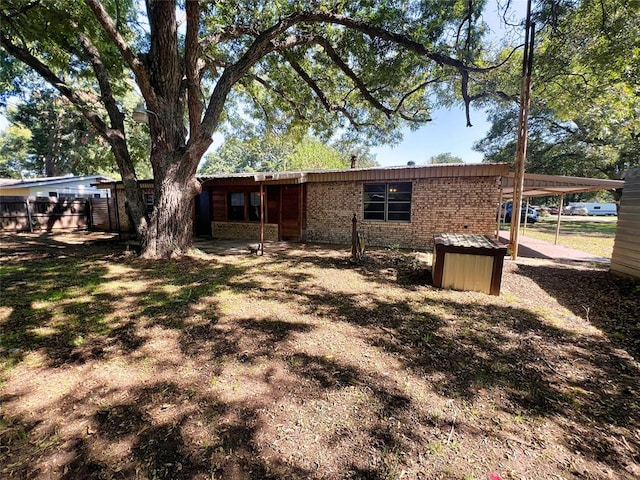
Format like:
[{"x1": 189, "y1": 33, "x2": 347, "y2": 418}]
[{"x1": 194, "y1": 190, "x2": 212, "y2": 236}]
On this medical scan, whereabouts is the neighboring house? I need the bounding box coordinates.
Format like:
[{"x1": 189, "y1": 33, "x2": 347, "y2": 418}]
[
  {"x1": 102, "y1": 180, "x2": 155, "y2": 232},
  {"x1": 0, "y1": 175, "x2": 113, "y2": 199},
  {"x1": 0, "y1": 175, "x2": 114, "y2": 232},
  {"x1": 611, "y1": 168, "x2": 640, "y2": 279}
]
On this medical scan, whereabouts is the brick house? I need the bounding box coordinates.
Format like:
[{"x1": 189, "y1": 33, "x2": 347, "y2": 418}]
[{"x1": 199, "y1": 163, "x2": 510, "y2": 249}]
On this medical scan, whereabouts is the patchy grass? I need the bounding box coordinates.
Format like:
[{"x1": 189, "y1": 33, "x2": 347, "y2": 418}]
[
  {"x1": 1, "y1": 232, "x2": 639, "y2": 480},
  {"x1": 507, "y1": 218, "x2": 617, "y2": 258}
]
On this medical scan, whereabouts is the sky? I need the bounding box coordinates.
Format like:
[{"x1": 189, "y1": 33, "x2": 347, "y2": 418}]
[{"x1": 370, "y1": 106, "x2": 491, "y2": 167}]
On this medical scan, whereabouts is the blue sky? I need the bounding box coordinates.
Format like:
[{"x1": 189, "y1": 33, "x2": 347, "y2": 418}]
[{"x1": 370, "y1": 106, "x2": 491, "y2": 167}]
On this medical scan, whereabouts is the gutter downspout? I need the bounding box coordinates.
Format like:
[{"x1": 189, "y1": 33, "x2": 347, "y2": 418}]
[{"x1": 555, "y1": 194, "x2": 564, "y2": 245}]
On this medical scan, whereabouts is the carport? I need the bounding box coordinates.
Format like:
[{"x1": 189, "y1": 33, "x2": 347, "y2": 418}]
[{"x1": 499, "y1": 173, "x2": 624, "y2": 255}]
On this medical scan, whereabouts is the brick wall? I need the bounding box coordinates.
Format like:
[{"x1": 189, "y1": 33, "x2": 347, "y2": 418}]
[
  {"x1": 306, "y1": 176, "x2": 501, "y2": 250},
  {"x1": 212, "y1": 221, "x2": 279, "y2": 241}
]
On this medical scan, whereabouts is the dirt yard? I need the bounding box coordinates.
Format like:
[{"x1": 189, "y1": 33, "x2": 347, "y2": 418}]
[{"x1": 1, "y1": 232, "x2": 638, "y2": 480}]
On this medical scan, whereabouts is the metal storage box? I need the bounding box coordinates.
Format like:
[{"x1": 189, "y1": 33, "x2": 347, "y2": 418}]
[{"x1": 432, "y1": 233, "x2": 508, "y2": 296}]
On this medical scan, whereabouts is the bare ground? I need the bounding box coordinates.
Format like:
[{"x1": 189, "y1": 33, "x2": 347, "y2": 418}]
[{"x1": 0, "y1": 232, "x2": 639, "y2": 480}]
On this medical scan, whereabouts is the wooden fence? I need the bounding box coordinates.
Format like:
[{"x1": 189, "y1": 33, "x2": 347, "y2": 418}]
[
  {"x1": 87, "y1": 197, "x2": 118, "y2": 232},
  {"x1": 0, "y1": 196, "x2": 117, "y2": 233}
]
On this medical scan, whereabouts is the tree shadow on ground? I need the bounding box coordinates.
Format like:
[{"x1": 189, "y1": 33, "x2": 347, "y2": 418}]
[
  {"x1": 515, "y1": 262, "x2": 640, "y2": 361},
  {"x1": 1, "y1": 236, "x2": 639, "y2": 479},
  {"x1": 260, "y1": 255, "x2": 640, "y2": 475},
  {"x1": 0, "y1": 236, "x2": 245, "y2": 369}
]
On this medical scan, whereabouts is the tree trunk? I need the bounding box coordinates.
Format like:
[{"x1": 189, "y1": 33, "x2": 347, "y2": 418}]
[{"x1": 139, "y1": 153, "x2": 202, "y2": 259}]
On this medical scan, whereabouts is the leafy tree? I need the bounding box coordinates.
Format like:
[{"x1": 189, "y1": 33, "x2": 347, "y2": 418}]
[
  {"x1": 476, "y1": 0, "x2": 640, "y2": 182},
  {"x1": 199, "y1": 132, "x2": 377, "y2": 174},
  {"x1": 1, "y1": 90, "x2": 152, "y2": 179},
  {"x1": 0, "y1": 123, "x2": 31, "y2": 178},
  {"x1": 428, "y1": 152, "x2": 464, "y2": 164},
  {"x1": 1, "y1": 0, "x2": 505, "y2": 258}
]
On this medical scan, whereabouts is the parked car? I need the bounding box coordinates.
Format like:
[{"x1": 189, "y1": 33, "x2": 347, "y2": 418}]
[
  {"x1": 564, "y1": 205, "x2": 589, "y2": 215},
  {"x1": 500, "y1": 201, "x2": 539, "y2": 224},
  {"x1": 547, "y1": 205, "x2": 560, "y2": 215}
]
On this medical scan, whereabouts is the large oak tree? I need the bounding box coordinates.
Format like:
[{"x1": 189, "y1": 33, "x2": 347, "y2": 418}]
[{"x1": 1, "y1": 0, "x2": 506, "y2": 258}]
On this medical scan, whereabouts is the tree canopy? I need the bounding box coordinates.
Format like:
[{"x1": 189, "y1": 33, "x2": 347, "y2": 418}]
[
  {"x1": 1, "y1": 0, "x2": 510, "y2": 258},
  {"x1": 199, "y1": 129, "x2": 377, "y2": 175},
  {"x1": 428, "y1": 152, "x2": 464, "y2": 164},
  {"x1": 0, "y1": 88, "x2": 152, "y2": 179},
  {"x1": 475, "y1": 0, "x2": 640, "y2": 182}
]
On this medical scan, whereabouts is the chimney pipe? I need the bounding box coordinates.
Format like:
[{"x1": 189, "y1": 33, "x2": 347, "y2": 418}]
[{"x1": 350, "y1": 155, "x2": 357, "y2": 169}]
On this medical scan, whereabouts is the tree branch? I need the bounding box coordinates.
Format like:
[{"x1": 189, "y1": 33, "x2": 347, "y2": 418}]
[
  {"x1": 75, "y1": 32, "x2": 146, "y2": 222},
  {"x1": 286, "y1": 55, "x2": 364, "y2": 129},
  {"x1": 76, "y1": 33, "x2": 124, "y2": 129},
  {"x1": 186, "y1": 0, "x2": 203, "y2": 141},
  {"x1": 84, "y1": 0, "x2": 154, "y2": 102},
  {"x1": 249, "y1": 74, "x2": 308, "y2": 121},
  {"x1": 200, "y1": 25, "x2": 260, "y2": 50},
  {"x1": 313, "y1": 36, "x2": 395, "y2": 118},
  {"x1": 0, "y1": 32, "x2": 109, "y2": 137},
  {"x1": 393, "y1": 80, "x2": 437, "y2": 119},
  {"x1": 201, "y1": 10, "x2": 519, "y2": 140}
]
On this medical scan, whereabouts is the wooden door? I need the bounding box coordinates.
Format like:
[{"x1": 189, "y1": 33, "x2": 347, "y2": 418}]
[{"x1": 280, "y1": 185, "x2": 302, "y2": 241}]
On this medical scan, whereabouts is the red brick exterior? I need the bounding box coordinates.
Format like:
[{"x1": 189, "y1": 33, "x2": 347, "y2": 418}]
[
  {"x1": 212, "y1": 221, "x2": 279, "y2": 241},
  {"x1": 306, "y1": 176, "x2": 501, "y2": 249}
]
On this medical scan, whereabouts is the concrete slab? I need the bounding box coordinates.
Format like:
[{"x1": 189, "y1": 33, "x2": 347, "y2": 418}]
[{"x1": 497, "y1": 231, "x2": 609, "y2": 263}]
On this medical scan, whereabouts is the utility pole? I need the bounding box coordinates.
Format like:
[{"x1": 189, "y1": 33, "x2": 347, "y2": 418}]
[{"x1": 509, "y1": 0, "x2": 535, "y2": 260}]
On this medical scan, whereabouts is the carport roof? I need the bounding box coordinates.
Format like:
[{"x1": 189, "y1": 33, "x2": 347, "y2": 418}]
[{"x1": 501, "y1": 173, "x2": 624, "y2": 198}]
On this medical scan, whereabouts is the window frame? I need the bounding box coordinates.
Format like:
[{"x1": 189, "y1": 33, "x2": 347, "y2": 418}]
[
  {"x1": 226, "y1": 191, "x2": 261, "y2": 222},
  {"x1": 363, "y1": 182, "x2": 412, "y2": 222},
  {"x1": 145, "y1": 194, "x2": 154, "y2": 215}
]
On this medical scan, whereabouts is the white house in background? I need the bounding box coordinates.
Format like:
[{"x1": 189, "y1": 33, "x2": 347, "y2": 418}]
[{"x1": 0, "y1": 175, "x2": 113, "y2": 198}]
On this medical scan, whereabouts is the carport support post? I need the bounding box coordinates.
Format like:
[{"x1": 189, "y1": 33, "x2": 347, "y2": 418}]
[
  {"x1": 509, "y1": 0, "x2": 534, "y2": 260},
  {"x1": 523, "y1": 197, "x2": 530, "y2": 232},
  {"x1": 555, "y1": 194, "x2": 564, "y2": 245}
]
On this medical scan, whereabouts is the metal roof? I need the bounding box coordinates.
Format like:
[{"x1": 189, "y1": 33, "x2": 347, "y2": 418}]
[
  {"x1": 201, "y1": 163, "x2": 510, "y2": 186},
  {"x1": 0, "y1": 175, "x2": 114, "y2": 189},
  {"x1": 501, "y1": 173, "x2": 624, "y2": 198}
]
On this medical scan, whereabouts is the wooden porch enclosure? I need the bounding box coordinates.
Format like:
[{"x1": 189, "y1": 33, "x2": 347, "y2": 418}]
[{"x1": 204, "y1": 181, "x2": 304, "y2": 241}]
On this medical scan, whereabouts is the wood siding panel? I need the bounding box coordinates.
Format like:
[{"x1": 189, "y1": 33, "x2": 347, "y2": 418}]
[
  {"x1": 266, "y1": 186, "x2": 280, "y2": 227},
  {"x1": 211, "y1": 190, "x2": 226, "y2": 222},
  {"x1": 611, "y1": 168, "x2": 640, "y2": 279},
  {"x1": 281, "y1": 185, "x2": 301, "y2": 240}
]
